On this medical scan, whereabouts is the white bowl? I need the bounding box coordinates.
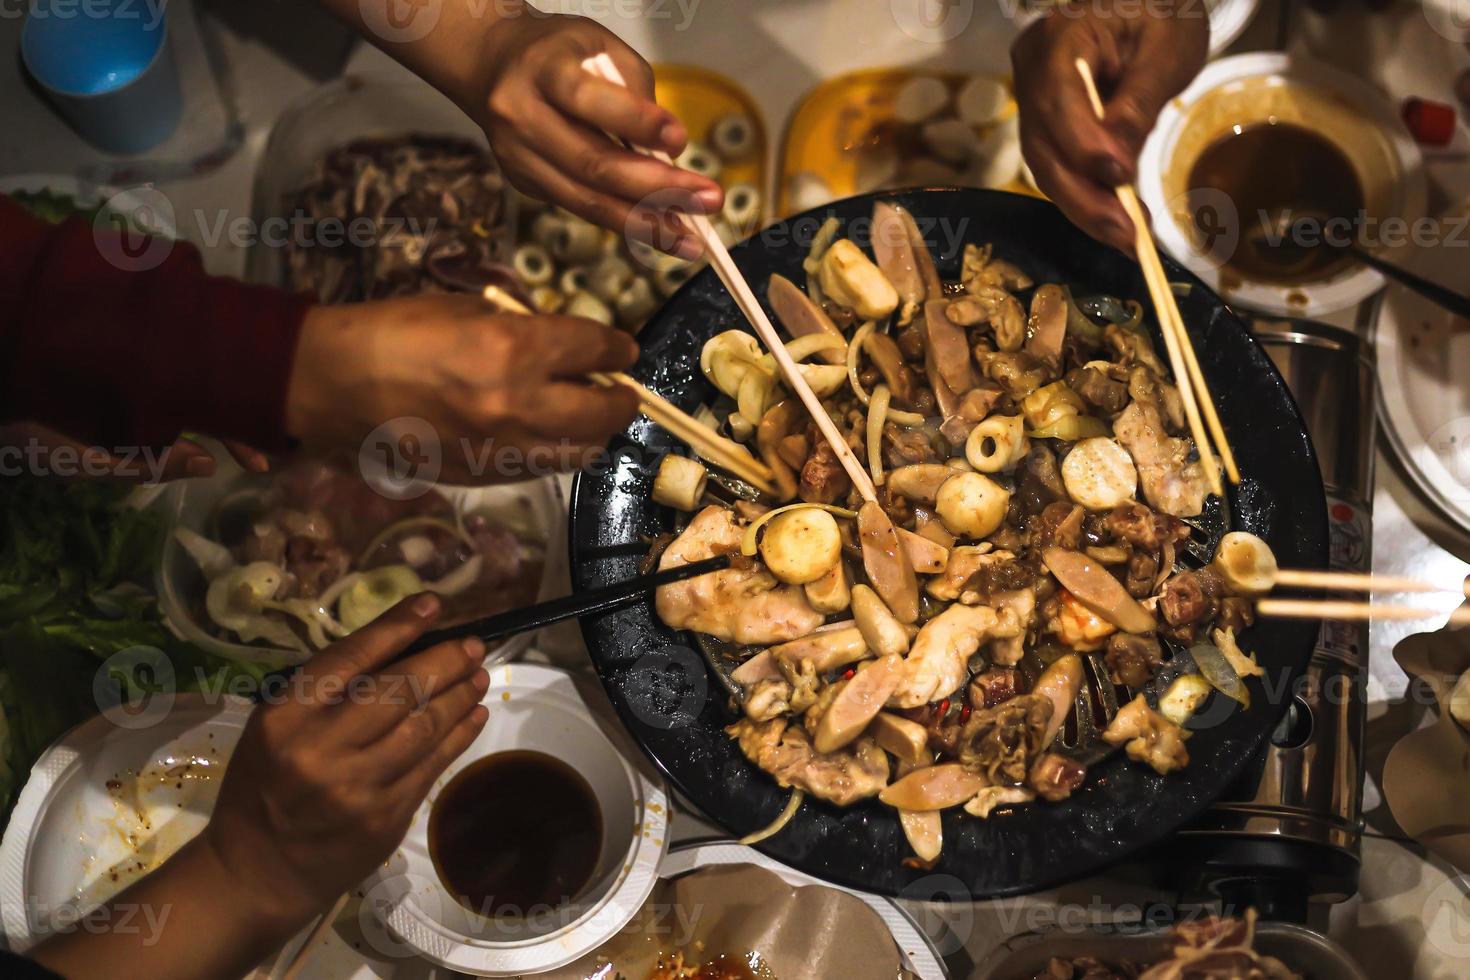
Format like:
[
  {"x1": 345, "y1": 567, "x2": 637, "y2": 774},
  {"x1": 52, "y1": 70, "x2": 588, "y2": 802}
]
[
  {"x1": 1138, "y1": 53, "x2": 1426, "y2": 317},
  {"x1": 362, "y1": 663, "x2": 668, "y2": 977},
  {"x1": 154, "y1": 455, "x2": 564, "y2": 667}
]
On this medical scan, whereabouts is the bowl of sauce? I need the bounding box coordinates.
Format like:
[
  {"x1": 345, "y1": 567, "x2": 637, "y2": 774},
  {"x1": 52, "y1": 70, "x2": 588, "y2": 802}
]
[
  {"x1": 1140, "y1": 53, "x2": 1426, "y2": 317},
  {"x1": 363, "y1": 663, "x2": 669, "y2": 976},
  {"x1": 429, "y1": 750, "x2": 604, "y2": 918}
]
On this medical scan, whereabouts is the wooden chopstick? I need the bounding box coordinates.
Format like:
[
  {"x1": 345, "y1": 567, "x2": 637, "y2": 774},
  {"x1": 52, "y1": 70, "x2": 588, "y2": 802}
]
[
  {"x1": 480, "y1": 285, "x2": 779, "y2": 495},
  {"x1": 1073, "y1": 59, "x2": 1240, "y2": 493},
  {"x1": 1256, "y1": 597, "x2": 1470, "y2": 627},
  {"x1": 581, "y1": 53, "x2": 880, "y2": 505},
  {"x1": 1273, "y1": 568, "x2": 1470, "y2": 597}
]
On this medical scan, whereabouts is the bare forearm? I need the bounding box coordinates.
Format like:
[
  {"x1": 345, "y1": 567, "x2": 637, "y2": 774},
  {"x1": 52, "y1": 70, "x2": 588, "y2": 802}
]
[
  {"x1": 29, "y1": 836, "x2": 309, "y2": 980},
  {"x1": 315, "y1": 0, "x2": 528, "y2": 111}
]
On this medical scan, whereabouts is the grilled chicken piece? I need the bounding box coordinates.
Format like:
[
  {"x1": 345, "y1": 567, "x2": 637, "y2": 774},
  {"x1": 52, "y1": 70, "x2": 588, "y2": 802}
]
[
  {"x1": 890, "y1": 602, "x2": 1003, "y2": 708},
  {"x1": 726, "y1": 717, "x2": 890, "y2": 806},
  {"x1": 655, "y1": 506, "x2": 824, "y2": 644},
  {"x1": 963, "y1": 785, "x2": 1035, "y2": 818},
  {"x1": 1103, "y1": 695, "x2": 1190, "y2": 774},
  {"x1": 1029, "y1": 752, "x2": 1087, "y2": 801},
  {"x1": 987, "y1": 588, "x2": 1035, "y2": 666},
  {"x1": 1113, "y1": 398, "x2": 1209, "y2": 518},
  {"x1": 1104, "y1": 632, "x2": 1164, "y2": 688},
  {"x1": 926, "y1": 545, "x2": 1002, "y2": 602}
]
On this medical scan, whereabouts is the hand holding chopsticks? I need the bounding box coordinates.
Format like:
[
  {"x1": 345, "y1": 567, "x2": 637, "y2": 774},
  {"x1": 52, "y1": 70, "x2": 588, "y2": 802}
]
[
  {"x1": 481, "y1": 284, "x2": 779, "y2": 496},
  {"x1": 1074, "y1": 59, "x2": 1239, "y2": 498},
  {"x1": 580, "y1": 53, "x2": 880, "y2": 506}
]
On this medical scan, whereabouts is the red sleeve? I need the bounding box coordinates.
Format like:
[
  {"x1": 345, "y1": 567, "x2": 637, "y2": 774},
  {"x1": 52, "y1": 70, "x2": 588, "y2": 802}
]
[{"x1": 0, "y1": 194, "x2": 313, "y2": 454}]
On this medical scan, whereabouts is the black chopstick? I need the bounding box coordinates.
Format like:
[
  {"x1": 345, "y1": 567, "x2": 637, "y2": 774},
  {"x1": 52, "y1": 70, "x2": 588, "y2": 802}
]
[{"x1": 401, "y1": 555, "x2": 731, "y2": 655}]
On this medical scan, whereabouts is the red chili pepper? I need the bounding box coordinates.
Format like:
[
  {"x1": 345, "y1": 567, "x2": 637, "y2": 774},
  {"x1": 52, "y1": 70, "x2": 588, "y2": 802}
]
[
  {"x1": 842, "y1": 667, "x2": 856, "y2": 680},
  {"x1": 936, "y1": 698, "x2": 951, "y2": 719},
  {"x1": 1403, "y1": 97, "x2": 1456, "y2": 147},
  {"x1": 960, "y1": 704, "x2": 973, "y2": 723}
]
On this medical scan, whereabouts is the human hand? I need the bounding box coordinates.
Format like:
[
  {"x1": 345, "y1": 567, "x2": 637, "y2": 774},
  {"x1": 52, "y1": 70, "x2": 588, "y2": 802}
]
[
  {"x1": 473, "y1": 11, "x2": 722, "y2": 257},
  {"x1": 0, "y1": 421, "x2": 268, "y2": 482},
  {"x1": 1011, "y1": 2, "x2": 1209, "y2": 252},
  {"x1": 200, "y1": 593, "x2": 490, "y2": 929},
  {"x1": 284, "y1": 293, "x2": 640, "y2": 484}
]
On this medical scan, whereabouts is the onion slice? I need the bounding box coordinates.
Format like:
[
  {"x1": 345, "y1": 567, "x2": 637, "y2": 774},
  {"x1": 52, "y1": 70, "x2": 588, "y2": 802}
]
[
  {"x1": 739, "y1": 788, "x2": 805, "y2": 845},
  {"x1": 868, "y1": 384, "x2": 891, "y2": 487}
]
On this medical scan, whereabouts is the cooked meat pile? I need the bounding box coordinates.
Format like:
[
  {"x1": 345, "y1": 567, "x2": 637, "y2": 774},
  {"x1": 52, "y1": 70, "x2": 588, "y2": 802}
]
[
  {"x1": 650, "y1": 201, "x2": 1272, "y2": 860},
  {"x1": 1033, "y1": 911, "x2": 1302, "y2": 979},
  {"x1": 284, "y1": 135, "x2": 513, "y2": 304}
]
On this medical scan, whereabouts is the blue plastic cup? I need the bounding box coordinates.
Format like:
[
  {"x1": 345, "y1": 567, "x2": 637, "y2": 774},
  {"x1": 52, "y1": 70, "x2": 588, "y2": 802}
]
[{"x1": 21, "y1": 0, "x2": 183, "y2": 155}]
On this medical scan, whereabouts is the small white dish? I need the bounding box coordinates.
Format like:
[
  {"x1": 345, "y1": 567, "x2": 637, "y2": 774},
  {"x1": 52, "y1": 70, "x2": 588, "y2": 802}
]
[
  {"x1": 362, "y1": 663, "x2": 669, "y2": 977},
  {"x1": 0, "y1": 695, "x2": 250, "y2": 950},
  {"x1": 659, "y1": 841, "x2": 949, "y2": 979},
  {"x1": 1375, "y1": 201, "x2": 1470, "y2": 532},
  {"x1": 1138, "y1": 53, "x2": 1426, "y2": 317}
]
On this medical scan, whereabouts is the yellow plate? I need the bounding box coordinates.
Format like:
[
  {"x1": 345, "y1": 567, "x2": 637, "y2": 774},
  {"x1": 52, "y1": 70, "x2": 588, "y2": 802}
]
[
  {"x1": 654, "y1": 64, "x2": 767, "y2": 224},
  {"x1": 777, "y1": 68, "x2": 1040, "y2": 216}
]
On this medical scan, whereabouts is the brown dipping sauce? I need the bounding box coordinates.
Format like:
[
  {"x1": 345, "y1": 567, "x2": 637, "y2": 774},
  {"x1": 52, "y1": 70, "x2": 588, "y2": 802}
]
[
  {"x1": 1186, "y1": 121, "x2": 1365, "y2": 285},
  {"x1": 428, "y1": 751, "x2": 602, "y2": 916}
]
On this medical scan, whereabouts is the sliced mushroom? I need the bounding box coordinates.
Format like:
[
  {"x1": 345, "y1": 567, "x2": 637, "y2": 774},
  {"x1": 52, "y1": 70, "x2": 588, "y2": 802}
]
[
  {"x1": 858, "y1": 501, "x2": 920, "y2": 623},
  {"x1": 767, "y1": 274, "x2": 846, "y2": 365},
  {"x1": 879, "y1": 763, "x2": 988, "y2": 810},
  {"x1": 814, "y1": 655, "x2": 904, "y2": 753},
  {"x1": 1042, "y1": 547, "x2": 1157, "y2": 634}
]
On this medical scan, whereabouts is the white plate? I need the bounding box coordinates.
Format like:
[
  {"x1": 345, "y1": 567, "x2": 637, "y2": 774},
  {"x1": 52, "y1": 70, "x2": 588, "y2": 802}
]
[
  {"x1": 1375, "y1": 202, "x2": 1470, "y2": 532},
  {"x1": 0, "y1": 695, "x2": 250, "y2": 950},
  {"x1": 362, "y1": 663, "x2": 669, "y2": 977},
  {"x1": 659, "y1": 841, "x2": 949, "y2": 979},
  {"x1": 1139, "y1": 53, "x2": 1426, "y2": 317}
]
